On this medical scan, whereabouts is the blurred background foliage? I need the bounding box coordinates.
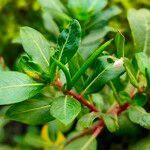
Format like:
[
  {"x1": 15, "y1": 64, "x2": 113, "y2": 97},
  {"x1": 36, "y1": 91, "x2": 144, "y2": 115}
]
[{"x1": 0, "y1": 0, "x2": 150, "y2": 149}]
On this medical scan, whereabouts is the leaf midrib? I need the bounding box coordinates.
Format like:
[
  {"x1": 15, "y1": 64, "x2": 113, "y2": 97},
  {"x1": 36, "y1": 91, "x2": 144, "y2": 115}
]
[
  {"x1": 58, "y1": 26, "x2": 71, "y2": 61},
  {"x1": 0, "y1": 83, "x2": 43, "y2": 90},
  {"x1": 9, "y1": 104, "x2": 51, "y2": 115},
  {"x1": 26, "y1": 31, "x2": 49, "y2": 66}
]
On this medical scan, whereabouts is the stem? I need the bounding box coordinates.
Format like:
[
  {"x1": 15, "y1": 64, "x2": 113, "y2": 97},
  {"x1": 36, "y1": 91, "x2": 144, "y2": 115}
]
[
  {"x1": 53, "y1": 79, "x2": 99, "y2": 112},
  {"x1": 70, "y1": 39, "x2": 113, "y2": 89},
  {"x1": 109, "y1": 81, "x2": 120, "y2": 102},
  {"x1": 66, "y1": 91, "x2": 99, "y2": 112},
  {"x1": 52, "y1": 58, "x2": 72, "y2": 88}
]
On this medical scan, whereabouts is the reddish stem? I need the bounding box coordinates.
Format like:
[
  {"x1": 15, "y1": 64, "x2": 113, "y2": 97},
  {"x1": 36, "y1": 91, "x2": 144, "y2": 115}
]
[
  {"x1": 54, "y1": 79, "x2": 99, "y2": 112},
  {"x1": 67, "y1": 91, "x2": 99, "y2": 112}
]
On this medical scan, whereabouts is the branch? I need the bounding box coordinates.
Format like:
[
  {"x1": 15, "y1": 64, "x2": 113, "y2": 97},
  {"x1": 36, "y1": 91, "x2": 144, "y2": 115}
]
[{"x1": 53, "y1": 79, "x2": 99, "y2": 112}]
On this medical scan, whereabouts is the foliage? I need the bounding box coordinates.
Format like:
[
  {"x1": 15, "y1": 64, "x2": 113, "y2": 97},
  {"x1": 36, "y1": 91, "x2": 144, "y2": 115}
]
[{"x1": 0, "y1": 0, "x2": 150, "y2": 150}]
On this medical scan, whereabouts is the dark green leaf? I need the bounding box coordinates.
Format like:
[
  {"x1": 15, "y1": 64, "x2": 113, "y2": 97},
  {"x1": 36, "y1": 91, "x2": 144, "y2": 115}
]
[
  {"x1": 128, "y1": 106, "x2": 150, "y2": 129},
  {"x1": 57, "y1": 19, "x2": 81, "y2": 64},
  {"x1": 50, "y1": 96, "x2": 81, "y2": 125},
  {"x1": 0, "y1": 71, "x2": 44, "y2": 105},
  {"x1": 20, "y1": 27, "x2": 54, "y2": 71},
  {"x1": 6, "y1": 97, "x2": 53, "y2": 125},
  {"x1": 132, "y1": 93, "x2": 147, "y2": 106}
]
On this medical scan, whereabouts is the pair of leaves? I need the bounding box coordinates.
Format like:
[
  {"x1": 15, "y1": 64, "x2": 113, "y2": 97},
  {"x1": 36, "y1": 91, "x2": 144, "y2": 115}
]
[{"x1": 128, "y1": 106, "x2": 150, "y2": 129}]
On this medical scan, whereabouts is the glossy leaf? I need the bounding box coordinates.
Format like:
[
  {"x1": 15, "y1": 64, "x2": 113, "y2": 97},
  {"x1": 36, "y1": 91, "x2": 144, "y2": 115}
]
[
  {"x1": 20, "y1": 27, "x2": 54, "y2": 71},
  {"x1": 128, "y1": 106, "x2": 150, "y2": 129},
  {"x1": 128, "y1": 9, "x2": 150, "y2": 55},
  {"x1": 6, "y1": 97, "x2": 54, "y2": 125},
  {"x1": 57, "y1": 19, "x2": 81, "y2": 64},
  {"x1": 50, "y1": 96, "x2": 81, "y2": 125},
  {"x1": 0, "y1": 71, "x2": 44, "y2": 105}
]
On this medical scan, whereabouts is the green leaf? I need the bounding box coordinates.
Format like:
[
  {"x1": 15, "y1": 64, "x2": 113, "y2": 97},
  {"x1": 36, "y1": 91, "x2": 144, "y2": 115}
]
[
  {"x1": 20, "y1": 27, "x2": 54, "y2": 71},
  {"x1": 88, "y1": 6, "x2": 121, "y2": 29},
  {"x1": 6, "y1": 96, "x2": 53, "y2": 125},
  {"x1": 127, "y1": 9, "x2": 150, "y2": 55},
  {"x1": 68, "y1": 53, "x2": 87, "y2": 92},
  {"x1": 71, "y1": 40, "x2": 113, "y2": 89},
  {"x1": 115, "y1": 31, "x2": 125, "y2": 58},
  {"x1": 0, "y1": 71, "x2": 44, "y2": 105},
  {"x1": 134, "y1": 52, "x2": 150, "y2": 76},
  {"x1": 102, "y1": 114, "x2": 119, "y2": 132},
  {"x1": 77, "y1": 112, "x2": 100, "y2": 131},
  {"x1": 82, "y1": 56, "x2": 124, "y2": 94},
  {"x1": 65, "y1": 136, "x2": 97, "y2": 150},
  {"x1": 57, "y1": 19, "x2": 81, "y2": 64},
  {"x1": 68, "y1": 0, "x2": 107, "y2": 20},
  {"x1": 42, "y1": 9, "x2": 60, "y2": 37},
  {"x1": 39, "y1": 0, "x2": 67, "y2": 13},
  {"x1": 124, "y1": 58, "x2": 139, "y2": 88},
  {"x1": 50, "y1": 96, "x2": 81, "y2": 125},
  {"x1": 128, "y1": 106, "x2": 150, "y2": 129},
  {"x1": 132, "y1": 93, "x2": 147, "y2": 107},
  {"x1": 17, "y1": 54, "x2": 50, "y2": 81}
]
